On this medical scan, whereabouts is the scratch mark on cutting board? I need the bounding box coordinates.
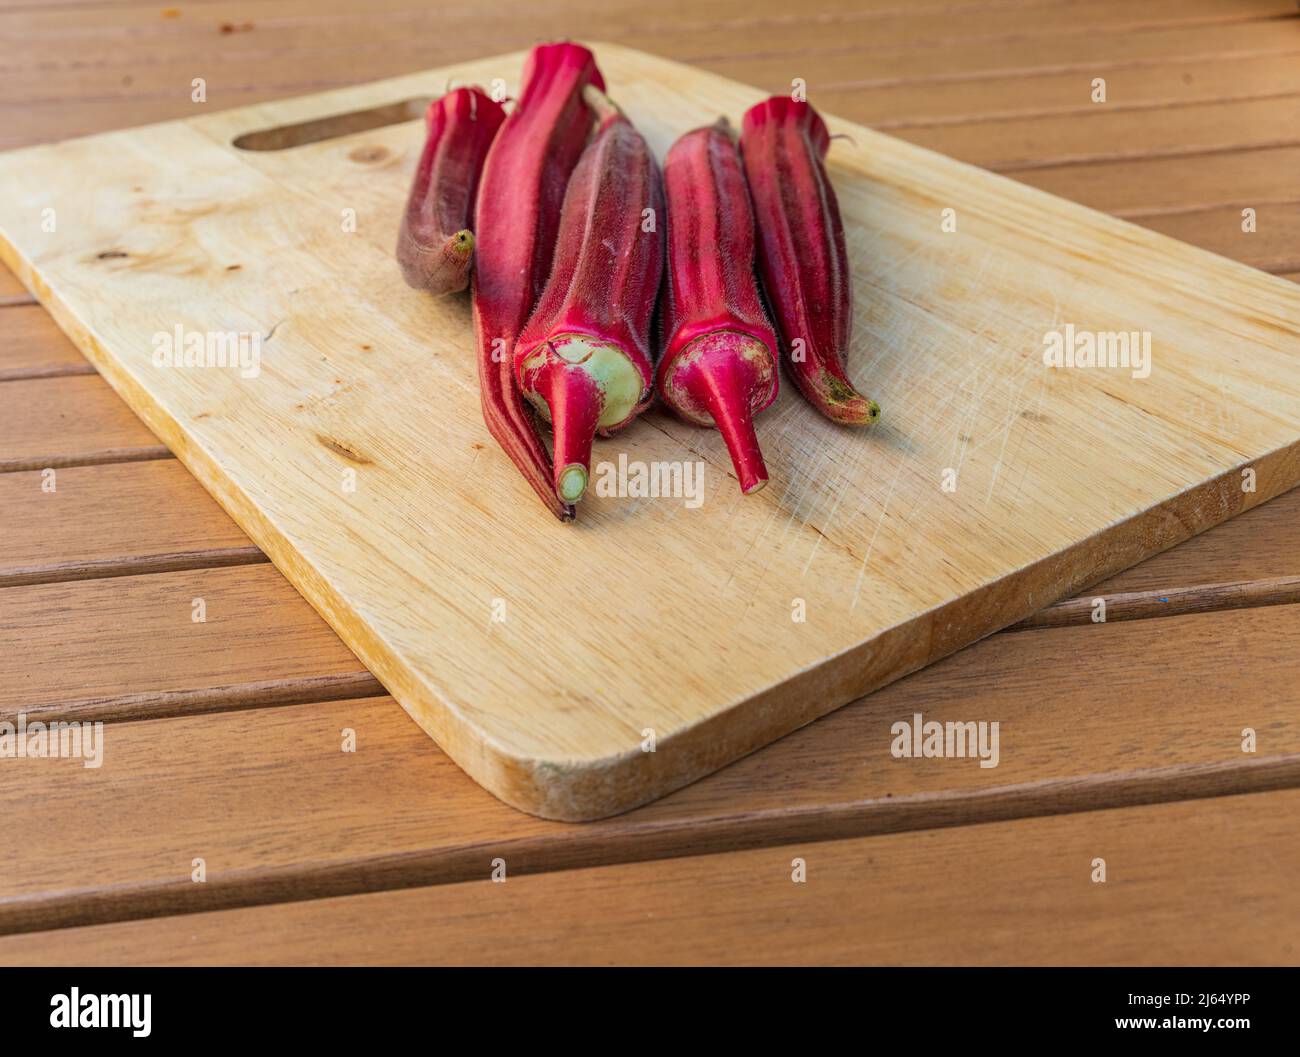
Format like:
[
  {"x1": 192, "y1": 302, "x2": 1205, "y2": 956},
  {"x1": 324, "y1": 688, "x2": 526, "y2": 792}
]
[{"x1": 316, "y1": 434, "x2": 373, "y2": 465}]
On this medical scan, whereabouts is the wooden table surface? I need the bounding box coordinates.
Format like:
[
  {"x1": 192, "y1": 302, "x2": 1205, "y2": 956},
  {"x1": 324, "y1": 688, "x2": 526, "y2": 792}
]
[{"x1": 2, "y1": 0, "x2": 1298, "y2": 966}]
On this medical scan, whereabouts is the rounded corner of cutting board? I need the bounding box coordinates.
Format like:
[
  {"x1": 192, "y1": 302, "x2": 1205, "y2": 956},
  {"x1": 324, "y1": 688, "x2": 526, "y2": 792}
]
[
  {"x1": 466, "y1": 736, "x2": 668, "y2": 824},
  {"x1": 440, "y1": 703, "x2": 721, "y2": 823}
]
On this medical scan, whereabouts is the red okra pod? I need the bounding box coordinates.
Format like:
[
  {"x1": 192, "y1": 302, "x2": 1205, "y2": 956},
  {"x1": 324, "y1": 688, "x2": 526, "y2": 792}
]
[
  {"x1": 741, "y1": 97, "x2": 879, "y2": 426},
  {"x1": 659, "y1": 119, "x2": 779, "y2": 495},
  {"x1": 513, "y1": 88, "x2": 664, "y2": 505},
  {"x1": 472, "y1": 43, "x2": 606, "y2": 521},
  {"x1": 396, "y1": 86, "x2": 506, "y2": 297}
]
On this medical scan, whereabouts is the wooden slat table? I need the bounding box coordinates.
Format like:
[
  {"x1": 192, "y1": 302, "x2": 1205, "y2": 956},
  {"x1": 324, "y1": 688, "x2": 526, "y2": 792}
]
[{"x1": 2, "y1": 0, "x2": 1298, "y2": 966}]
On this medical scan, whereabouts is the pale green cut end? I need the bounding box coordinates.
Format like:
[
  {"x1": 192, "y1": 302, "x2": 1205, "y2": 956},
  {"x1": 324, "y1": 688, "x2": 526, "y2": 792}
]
[
  {"x1": 528, "y1": 334, "x2": 644, "y2": 430},
  {"x1": 450, "y1": 229, "x2": 475, "y2": 257},
  {"x1": 557, "y1": 464, "x2": 589, "y2": 502}
]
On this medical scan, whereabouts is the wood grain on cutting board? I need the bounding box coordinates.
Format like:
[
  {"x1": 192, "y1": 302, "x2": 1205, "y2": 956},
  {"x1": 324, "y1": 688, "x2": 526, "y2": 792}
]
[{"x1": 1, "y1": 44, "x2": 1299, "y2": 820}]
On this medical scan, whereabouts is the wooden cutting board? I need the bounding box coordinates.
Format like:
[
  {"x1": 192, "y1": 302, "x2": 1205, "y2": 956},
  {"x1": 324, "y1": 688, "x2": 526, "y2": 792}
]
[{"x1": 2, "y1": 44, "x2": 1299, "y2": 821}]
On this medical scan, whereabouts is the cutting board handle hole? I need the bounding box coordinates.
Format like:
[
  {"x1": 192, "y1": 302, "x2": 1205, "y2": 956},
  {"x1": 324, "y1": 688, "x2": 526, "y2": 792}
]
[{"x1": 232, "y1": 98, "x2": 428, "y2": 151}]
